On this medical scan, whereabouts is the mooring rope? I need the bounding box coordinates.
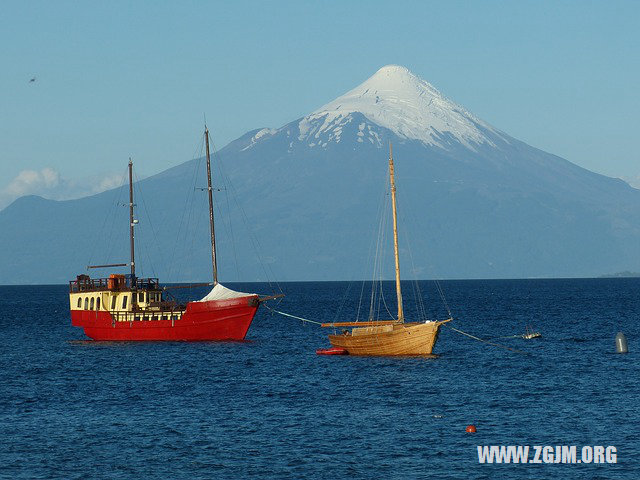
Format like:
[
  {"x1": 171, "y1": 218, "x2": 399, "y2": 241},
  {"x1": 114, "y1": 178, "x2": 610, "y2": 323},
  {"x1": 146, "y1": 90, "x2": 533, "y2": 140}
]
[
  {"x1": 445, "y1": 325, "x2": 528, "y2": 355},
  {"x1": 486, "y1": 334, "x2": 524, "y2": 340},
  {"x1": 263, "y1": 304, "x2": 324, "y2": 325}
]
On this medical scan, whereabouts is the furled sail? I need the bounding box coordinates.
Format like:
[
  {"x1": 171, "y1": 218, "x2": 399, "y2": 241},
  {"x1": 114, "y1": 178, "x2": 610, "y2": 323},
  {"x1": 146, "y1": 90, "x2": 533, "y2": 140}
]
[{"x1": 199, "y1": 283, "x2": 254, "y2": 302}]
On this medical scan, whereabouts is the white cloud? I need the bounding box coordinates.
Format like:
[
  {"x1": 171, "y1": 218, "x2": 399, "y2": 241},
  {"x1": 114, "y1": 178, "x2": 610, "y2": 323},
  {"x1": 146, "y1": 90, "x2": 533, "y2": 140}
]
[
  {"x1": 0, "y1": 168, "x2": 130, "y2": 210},
  {"x1": 93, "y1": 173, "x2": 126, "y2": 193},
  {"x1": 4, "y1": 168, "x2": 61, "y2": 197}
]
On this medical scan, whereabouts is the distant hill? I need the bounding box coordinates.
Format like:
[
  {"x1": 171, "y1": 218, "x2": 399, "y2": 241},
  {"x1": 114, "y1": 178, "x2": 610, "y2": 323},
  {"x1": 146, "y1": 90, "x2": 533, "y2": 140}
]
[
  {"x1": 599, "y1": 271, "x2": 640, "y2": 278},
  {"x1": 2, "y1": 65, "x2": 640, "y2": 284}
]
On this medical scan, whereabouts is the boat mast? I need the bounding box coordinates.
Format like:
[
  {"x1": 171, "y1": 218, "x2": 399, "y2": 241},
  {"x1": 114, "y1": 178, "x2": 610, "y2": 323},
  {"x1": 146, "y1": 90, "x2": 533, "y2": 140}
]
[
  {"x1": 128, "y1": 158, "x2": 136, "y2": 286},
  {"x1": 388, "y1": 143, "x2": 404, "y2": 322},
  {"x1": 204, "y1": 127, "x2": 219, "y2": 284}
]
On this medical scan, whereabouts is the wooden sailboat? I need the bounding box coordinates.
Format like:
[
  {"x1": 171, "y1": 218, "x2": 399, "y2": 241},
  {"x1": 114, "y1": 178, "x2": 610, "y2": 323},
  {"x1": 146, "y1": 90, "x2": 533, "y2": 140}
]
[
  {"x1": 69, "y1": 127, "x2": 281, "y2": 341},
  {"x1": 321, "y1": 144, "x2": 451, "y2": 355}
]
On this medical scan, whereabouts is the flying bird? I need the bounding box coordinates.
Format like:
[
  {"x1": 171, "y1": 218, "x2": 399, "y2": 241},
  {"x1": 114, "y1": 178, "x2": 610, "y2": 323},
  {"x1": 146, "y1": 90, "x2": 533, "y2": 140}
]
[{"x1": 29, "y1": 77, "x2": 36, "y2": 83}]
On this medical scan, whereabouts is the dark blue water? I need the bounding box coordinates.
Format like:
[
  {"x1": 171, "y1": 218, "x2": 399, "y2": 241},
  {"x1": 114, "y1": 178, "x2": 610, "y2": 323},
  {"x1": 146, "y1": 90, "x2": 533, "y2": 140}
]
[{"x1": 1, "y1": 279, "x2": 638, "y2": 479}]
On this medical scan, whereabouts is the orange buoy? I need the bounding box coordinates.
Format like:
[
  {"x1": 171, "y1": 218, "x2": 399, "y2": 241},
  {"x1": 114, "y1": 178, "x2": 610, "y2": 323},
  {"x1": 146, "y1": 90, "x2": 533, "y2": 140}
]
[{"x1": 465, "y1": 425, "x2": 477, "y2": 433}]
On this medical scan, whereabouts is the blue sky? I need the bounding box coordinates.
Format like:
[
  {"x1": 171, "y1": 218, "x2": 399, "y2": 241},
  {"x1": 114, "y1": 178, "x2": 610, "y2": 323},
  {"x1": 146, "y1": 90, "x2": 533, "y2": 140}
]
[{"x1": 1, "y1": 0, "x2": 638, "y2": 207}]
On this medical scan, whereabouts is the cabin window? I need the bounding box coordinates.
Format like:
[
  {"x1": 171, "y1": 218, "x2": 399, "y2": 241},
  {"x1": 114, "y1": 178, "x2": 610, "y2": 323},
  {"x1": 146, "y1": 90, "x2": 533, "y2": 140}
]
[
  {"x1": 146, "y1": 292, "x2": 150, "y2": 303},
  {"x1": 90, "y1": 298, "x2": 95, "y2": 310},
  {"x1": 161, "y1": 316, "x2": 167, "y2": 320},
  {"x1": 77, "y1": 298, "x2": 82, "y2": 308},
  {"x1": 122, "y1": 295, "x2": 128, "y2": 309},
  {"x1": 96, "y1": 298, "x2": 101, "y2": 310},
  {"x1": 84, "y1": 298, "x2": 89, "y2": 309},
  {"x1": 139, "y1": 292, "x2": 144, "y2": 303},
  {"x1": 111, "y1": 296, "x2": 116, "y2": 310}
]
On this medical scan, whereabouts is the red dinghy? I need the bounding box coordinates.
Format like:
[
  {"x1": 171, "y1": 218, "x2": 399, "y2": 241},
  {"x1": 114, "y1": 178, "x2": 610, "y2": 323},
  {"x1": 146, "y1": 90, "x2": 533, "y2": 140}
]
[{"x1": 316, "y1": 347, "x2": 348, "y2": 355}]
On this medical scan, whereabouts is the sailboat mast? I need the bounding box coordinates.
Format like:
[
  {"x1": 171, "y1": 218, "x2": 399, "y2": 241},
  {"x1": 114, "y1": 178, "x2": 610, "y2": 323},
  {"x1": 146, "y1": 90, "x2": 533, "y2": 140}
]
[
  {"x1": 388, "y1": 143, "x2": 404, "y2": 322},
  {"x1": 128, "y1": 158, "x2": 136, "y2": 284},
  {"x1": 204, "y1": 127, "x2": 219, "y2": 284}
]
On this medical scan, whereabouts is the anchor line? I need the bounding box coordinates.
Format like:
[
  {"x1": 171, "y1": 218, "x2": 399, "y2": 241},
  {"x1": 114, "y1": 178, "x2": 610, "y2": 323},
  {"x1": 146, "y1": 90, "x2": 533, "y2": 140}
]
[{"x1": 445, "y1": 325, "x2": 529, "y2": 355}]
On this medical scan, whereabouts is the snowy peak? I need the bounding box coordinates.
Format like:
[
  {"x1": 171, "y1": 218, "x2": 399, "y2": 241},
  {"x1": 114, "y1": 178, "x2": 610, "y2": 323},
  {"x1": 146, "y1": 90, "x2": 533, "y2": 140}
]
[{"x1": 299, "y1": 64, "x2": 498, "y2": 150}]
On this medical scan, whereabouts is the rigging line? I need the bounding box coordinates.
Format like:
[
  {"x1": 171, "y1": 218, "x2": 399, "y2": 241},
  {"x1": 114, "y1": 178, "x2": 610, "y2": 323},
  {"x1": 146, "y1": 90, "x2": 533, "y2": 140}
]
[
  {"x1": 368, "y1": 212, "x2": 381, "y2": 319},
  {"x1": 179, "y1": 148, "x2": 205, "y2": 281},
  {"x1": 398, "y1": 185, "x2": 453, "y2": 320},
  {"x1": 409, "y1": 276, "x2": 422, "y2": 321},
  {"x1": 333, "y1": 280, "x2": 355, "y2": 323},
  {"x1": 263, "y1": 304, "x2": 323, "y2": 325},
  {"x1": 338, "y1": 177, "x2": 388, "y2": 324},
  {"x1": 210, "y1": 144, "x2": 264, "y2": 281},
  {"x1": 210, "y1": 144, "x2": 241, "y2": 282},
  {"x1": 167, "y1": 136, "x2": 205, "y2": 281},
  {"x1": 357, "y1": 177, "x2": 388, "y2": 322},
  {"x1": 106, "y1": 175, "x2": 129, "y2": 265},
  {"x1": 211, "y1": 144, "x2": 283, "y2": 296},
  {"x1": 445, "y1": 325, "x2": 528, "y2": 355},
  {"x1": 186, "y1": 185, "x2": 206, "y2": 277},
  {"x1": 435, "y1": 280, "x2": 452, "y2": 318},
  {"x1": 223, "y1": 179, "x2": 241, "y2": 281},
  {"x1": 369, "y1": 187, "x2": 388, "y2": 319},
  {"x1": 88, "y1": 168, "x2": 128, "y2": 269},
  {"x1": 403, "y1": 225, "x2": 436, "y2": 321},
  {"x1": 133, "y1": 169, "x2": 162, "y2": 279},
  {"x1": 356, "y1": 280, "x2": 367, "y2": 323},
  {"x1": 368, "y1": 181, "x2": 386, "y2": 317},
  {"x1": 377, "y1": 199, "x2": 389, "y2": 319},
  {"x1": 378, "y1": 193, "x2": 395, "y2": 320},
  {"x1": 397, "y1": 202, "x2": 429, "y2": 321}
]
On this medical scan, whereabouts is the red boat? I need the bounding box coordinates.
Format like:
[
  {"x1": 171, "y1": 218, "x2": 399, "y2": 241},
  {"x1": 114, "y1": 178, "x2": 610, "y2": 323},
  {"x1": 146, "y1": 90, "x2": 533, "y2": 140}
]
[
  {"x1": 69, "y1": 127, "x2": 281, "y2": 341},
  {"x1": 316, "y1": 347, "x2": 348, "y2": 355}
]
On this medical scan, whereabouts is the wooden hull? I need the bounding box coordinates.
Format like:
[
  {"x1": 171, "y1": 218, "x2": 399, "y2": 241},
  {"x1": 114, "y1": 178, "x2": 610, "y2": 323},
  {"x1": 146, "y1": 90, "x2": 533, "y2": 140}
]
[
  {"x1": 328, "y1": 321, "x2": 446, "y2": 356},
  {"x1": 70, "y1": 296, "x2": 259, "y2": 341}
]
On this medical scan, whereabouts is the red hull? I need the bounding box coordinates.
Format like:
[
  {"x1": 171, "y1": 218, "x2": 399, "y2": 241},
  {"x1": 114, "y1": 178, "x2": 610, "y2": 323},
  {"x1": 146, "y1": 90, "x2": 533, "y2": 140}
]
[{"x1": 71, "y1": 296, "x2": 259, "y2": 341}]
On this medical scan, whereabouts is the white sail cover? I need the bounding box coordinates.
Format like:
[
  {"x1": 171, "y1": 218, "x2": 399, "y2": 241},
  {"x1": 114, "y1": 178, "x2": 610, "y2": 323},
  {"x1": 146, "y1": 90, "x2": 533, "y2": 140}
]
[{"x1": 198, "y1": 283, "x2": 255, "y2": 302}]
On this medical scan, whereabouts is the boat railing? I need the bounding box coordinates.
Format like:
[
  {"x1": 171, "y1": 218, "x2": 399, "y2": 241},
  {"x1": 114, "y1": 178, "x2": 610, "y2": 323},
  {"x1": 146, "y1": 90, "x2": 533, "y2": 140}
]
[
  {"x1": 69, "y1": 276, "x2": 160, "y2": 293},
  {"x1": 109, "y1": 305, "x2": 186, "y2": 323},
  {"x1": 69, "y1": 277, "x2": 110, "y2": 292},
  {"x1": 134, "y1": 278, "x2": 160, "y2": 290}
]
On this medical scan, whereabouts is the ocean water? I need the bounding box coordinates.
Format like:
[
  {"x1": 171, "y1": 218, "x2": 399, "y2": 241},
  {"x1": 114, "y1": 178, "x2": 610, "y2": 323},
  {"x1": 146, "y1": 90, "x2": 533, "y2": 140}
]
[{"x1": 0, "y1": 279, "x2": 638, "y2": 479}]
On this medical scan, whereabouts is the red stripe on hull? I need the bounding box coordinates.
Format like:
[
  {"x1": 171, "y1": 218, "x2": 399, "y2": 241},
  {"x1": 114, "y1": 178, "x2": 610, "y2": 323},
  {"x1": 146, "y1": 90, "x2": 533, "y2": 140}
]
[{"x1": 71, "y1": 296, "x2": 259, "y2": 341}]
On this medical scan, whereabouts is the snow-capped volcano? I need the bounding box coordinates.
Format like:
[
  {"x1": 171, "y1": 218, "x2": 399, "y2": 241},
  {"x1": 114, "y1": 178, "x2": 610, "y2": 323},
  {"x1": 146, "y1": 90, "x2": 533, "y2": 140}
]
[
  {"x1": 297, "y1": 64, "x2": 499, "y2": 150},
  {"x1": 3, "y1": 64, "x2": 640, "y2": 284}
]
